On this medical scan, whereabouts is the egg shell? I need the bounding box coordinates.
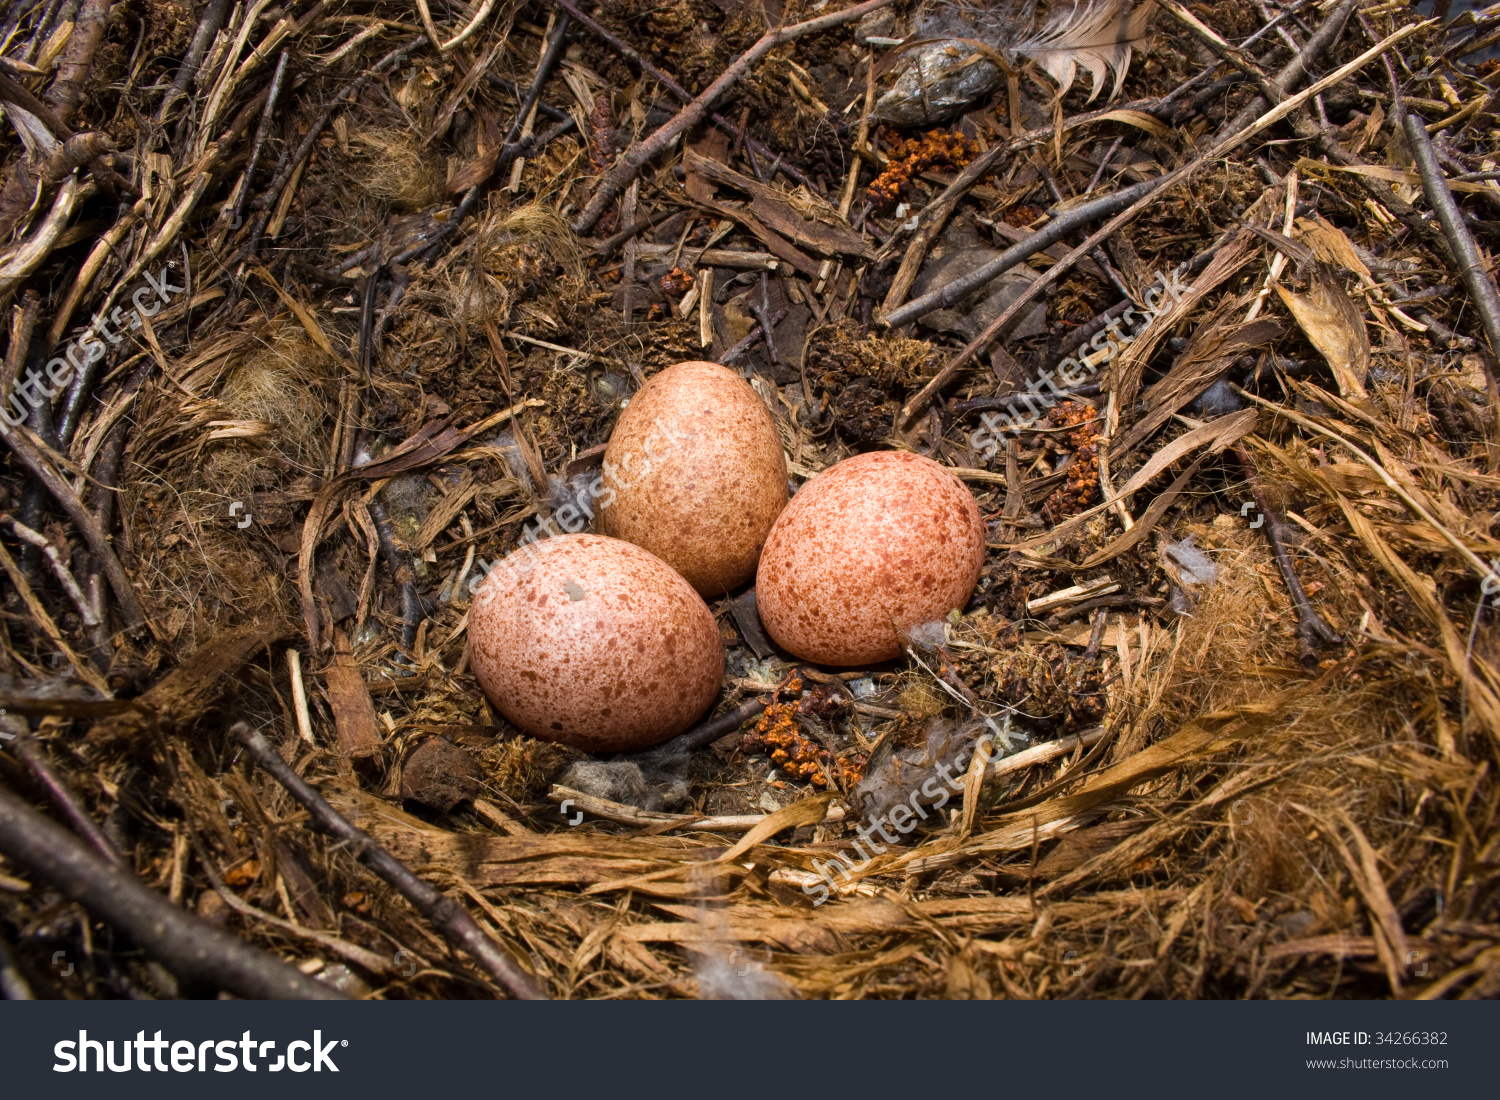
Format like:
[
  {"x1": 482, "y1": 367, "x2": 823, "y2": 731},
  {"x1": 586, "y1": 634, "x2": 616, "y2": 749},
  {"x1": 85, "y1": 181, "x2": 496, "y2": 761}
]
[
  {"x1": 468, "y1": 534, "x2": 724, "y2": 752},
  {"x1": 598, "y1": 360, "x2": 787, "y2": 597},
  {"x1": 755, "y1": 451, "x2": 986, "y2": 666}
]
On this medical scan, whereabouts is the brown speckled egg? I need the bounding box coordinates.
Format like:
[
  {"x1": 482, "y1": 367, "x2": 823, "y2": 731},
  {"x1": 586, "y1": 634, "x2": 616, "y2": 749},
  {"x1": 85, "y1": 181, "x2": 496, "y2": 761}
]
[
  {"x1": 468, "y1": 534, "x2": 723, "y2": 752},
  {"x1": 598, "y1": 360, "x2": 787, "y2": 597},
  {"x1": 755, "y1": 451, "x2": 986, "y2": 666}
]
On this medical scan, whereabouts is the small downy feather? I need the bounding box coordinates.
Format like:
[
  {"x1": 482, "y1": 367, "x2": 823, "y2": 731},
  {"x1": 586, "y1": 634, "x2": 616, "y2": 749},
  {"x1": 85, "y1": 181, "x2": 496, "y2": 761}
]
[{"x1": 1014, "y1": 0, "x2": 1158, "y2": 103}]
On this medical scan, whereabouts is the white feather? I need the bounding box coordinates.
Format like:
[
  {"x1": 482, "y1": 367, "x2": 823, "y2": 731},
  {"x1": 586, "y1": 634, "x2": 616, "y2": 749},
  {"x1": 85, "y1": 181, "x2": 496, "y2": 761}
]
[{"x1": 1014, "y1": 0, "x2": 1158, "y2": 104}]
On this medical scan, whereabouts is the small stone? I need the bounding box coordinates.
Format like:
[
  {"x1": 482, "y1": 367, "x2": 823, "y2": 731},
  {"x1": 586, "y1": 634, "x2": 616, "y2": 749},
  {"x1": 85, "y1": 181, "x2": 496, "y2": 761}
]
[
  {"x1": 196, "y1": 891, "x2": 231, "y2": 927},
  {"x1": 855, "y1": 7, "x2": 897, "y2": 45},
  {"x1": 400, "y1": 738, "x2": 481, "y2": 811}
]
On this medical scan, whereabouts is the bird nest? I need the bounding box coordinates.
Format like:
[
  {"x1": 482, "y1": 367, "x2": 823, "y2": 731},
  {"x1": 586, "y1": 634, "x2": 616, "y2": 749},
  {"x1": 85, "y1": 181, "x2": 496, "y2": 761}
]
[{"x1": 0, "y1": 0, "x2": 1496, "y2": 1001}]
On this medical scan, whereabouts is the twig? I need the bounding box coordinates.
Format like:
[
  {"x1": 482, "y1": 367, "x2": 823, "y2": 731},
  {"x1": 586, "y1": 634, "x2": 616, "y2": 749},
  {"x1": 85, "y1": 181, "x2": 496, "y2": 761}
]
[
  {"x1": 41, "y1": 0, "x2": 109, "y2": 125},
  {"x1": 0, "y1": 780, "x2": 344, "y2": 999},
  {"x1": 1206, "y1": 16, "x2": 1455, "y2": 266},
  {"x1": 225, "y1": 48, "x2": 290, "y2": 236},
  {"x1": 0, "y1": 536, "x2": 110, "y2": 694},
  {"x1": 1403, "y1": 111, "x2": 1500, "y2": 384},
  {"x1": 417, "y1": 0, "x2": 496, "y2": 51},
  {"x1": 406, "y1": 23, "x2": 575, "y2": 265},
  {"x1": 45, "y1": 198, "x2": 143, "y2": 348},
  {"x1": 8, "y1": 732, "x2": 123, "y2": 866},
  {"x1": 986, "y1": 726, "x2": 1109, "y2": 784},
  {"x1": 494, "y1": 13, "x2": 570, "y2": 179},
  {"x1": 483, "y1": 74, "x2": 571, "y2": 122},
  {"x1": 0, "y1": 176, "x2": 90, "y2": 298},
  {"x1": 881, "y1": 139, "x2": 1011, "y2": 315},
  {"x1": 722, "y1": 308, "x2": 786, "y2": 365},
  {"x1": 1158, "y1": 0, "x2": 1283, "y2": 106},
  {"x1": 0, "y1": 417, "x2": 146, "y2": 628},
  {"x1": 252, "y1": 36, "x2": 427, "y2": 216},
  {"x1": 754, "y1": 271, "x2": 779, "y2": 363},
  {"x1": 0, "y1": 291, "x2": 38, "y2": 403},
  {"x1": 157, "y1": 0, "x2": 231, "y2": 122},
  {"x1": 883, "y1": 177, "x2": 1160, "y2": 330},
  {"x1": 659, "y1": 697, "x2": 770, "y2": 754},
  {"x1": 873, "y1": 90, "x2": 1221, "y2": 289},
  {"x1": 1214, "y1": 0, "x2": 1361, "y2": 141},
  {"x1": 1084, "y1": 136, "x2": 1123, "y2": 195},
  {"x1": 4, "y1": 516, "x2": 99, "y2": 628},
  {"x1": 1232, "y1": 443, "x2": 1341, "y2": 667},
  {"x1": 892, "y1": 19, "x2": 1426, "y2": 426},
  {"x1": 549, "y1": 784, "x2": 847, "y2": 833},
  {"x1": 571, "y1": 0, "x2": 899, "y2": 233},
  {"x1": 230, "y1": 722, "x2": 547, "y2": 999},
  {"x1": 1036, "y1": 161, "x2": 1138, "y2": 304},
  {"x1": 589, "y1": 209, "x2": 678, "y2": 258},
  {"x1": 0, "y1": 72, "x2": 71, "y2": 139},
  {"x1": 365, "y1": 497, "x2": 426, "y2": 652},
  {"x1": 550, "y1": 0, "x2": 823, "y2": 195},
  {"x1": 504, "y1": 10, "x2": 557, "y2": 191},
  {"x1": 190, "y1": 833, "x2": 397, "y2": 976}
]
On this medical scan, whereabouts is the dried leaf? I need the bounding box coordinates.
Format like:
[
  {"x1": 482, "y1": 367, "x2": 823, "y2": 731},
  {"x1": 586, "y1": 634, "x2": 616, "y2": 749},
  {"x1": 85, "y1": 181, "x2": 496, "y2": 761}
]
[
  {"x1": 1276, "y1": 267, "x2": 1370, "y2": 401},
  {"x1": 1293, "y1": 215, "x2": 1372, "y2": 280}
]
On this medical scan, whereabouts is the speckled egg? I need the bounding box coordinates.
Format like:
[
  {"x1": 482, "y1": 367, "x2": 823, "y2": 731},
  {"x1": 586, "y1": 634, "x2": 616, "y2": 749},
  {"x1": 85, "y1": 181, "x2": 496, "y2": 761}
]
[
  {"x1": 468, "y1": 534, "x2": 723, "y2": 752},
  {"x1": 755, "y1": 451, "x2": 987, "y2": 666},
  {"x1": 598, "y1": 360, "x2": 787, "y2": 597}
]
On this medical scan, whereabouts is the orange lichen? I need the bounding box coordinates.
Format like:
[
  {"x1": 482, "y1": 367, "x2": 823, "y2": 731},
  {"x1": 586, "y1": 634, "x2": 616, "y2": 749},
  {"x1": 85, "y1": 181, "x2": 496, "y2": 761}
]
[
  {"x1": 739, "y1": 674, "x2": 835, "y2": 787},
  {"x1": 1042, "y1": 401, "x2": 1104, "y2": 522},
  {"x1": 659, "y1": 266, "x2": 694, "y2": 296},
  {"x1": 867, "y1": 130, "x2": 979, "y2": 206},
  {"x1": 224, "y1": 859, "x2": 261, "y2": 887}
]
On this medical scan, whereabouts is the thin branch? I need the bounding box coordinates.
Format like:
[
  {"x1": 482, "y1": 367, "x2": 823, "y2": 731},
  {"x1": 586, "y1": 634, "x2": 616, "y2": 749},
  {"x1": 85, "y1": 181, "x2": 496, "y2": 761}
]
[
  {"x1": 488, "y1": 12, "x2": 571, "y2": 184},
  {"x1": 1404, "y1": 110, "x2": 1500, "y2": 383},
  {"x1": 722, "y1": 308, "x2": 786, "y2": 365},
  {"x1": 0, "y1": 535, "x2": 110, "y2": 694},
  {"x1": 41, "y1": 0, "x2": 109, "y2": 126},
  {"x1": 251, "y1": 36, "x2": 427, "y2": 216},
  {"x1": 226, "y1": 48, "x2": 290, "y2": 234},
  {"x1": 550, "y1": 0, "x2": 824, "y2": 194},
  {"x1": 1213, "y1": 0, "x2": 1361, "y2": 141},
  {"x1": 571, "y1": 0, "x2": 899, "y2": 233},
  {"x1": 0, "y1": 780, "x2": 345, "y2": 999},
  {"x1": 0, "y1": 418, "x2": 146, "y2": 629},
  {"x1": 417, "y1": 0, "x2": 497, "y2": 52},
  {"x1": 8, "y1": 732, "x2": 123, "y2": 866},
  {"x1": 1232, "y1": 442, "x2": 1342, "y2": 667},
  {"x1": 660, "y1": 697, "x2": 769, "y2": 754},
  {"x1": 230, "y1": 722, "x2": 547, "y2": 1000},
  {"x1": 893, "y1": 18, "x2": 1426, "y2": 426},
  {"x1": 5, "y1": 515, "x2": 99, "y2": 627},
  {"x1": 884, "y1": 176, "x2": 1160, "y2": 328},
  {"x1": 157, "y1": 0, "x2": 232, "y2": 122}
]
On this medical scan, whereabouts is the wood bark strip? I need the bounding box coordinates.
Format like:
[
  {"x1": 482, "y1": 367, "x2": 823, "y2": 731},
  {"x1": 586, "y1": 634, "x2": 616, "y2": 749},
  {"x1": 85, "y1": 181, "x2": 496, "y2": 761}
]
[
  {"x1": 86, "y1": 620, "x2": 290, "y2": 745},
  {"x1": 324, "y1": 631, "x2": 382, "y2": 758}
]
